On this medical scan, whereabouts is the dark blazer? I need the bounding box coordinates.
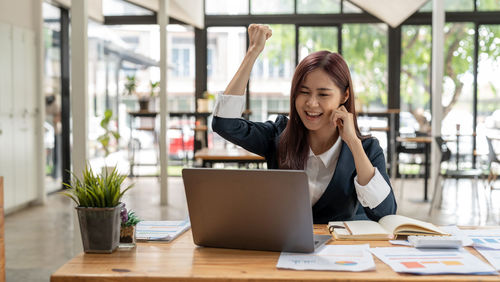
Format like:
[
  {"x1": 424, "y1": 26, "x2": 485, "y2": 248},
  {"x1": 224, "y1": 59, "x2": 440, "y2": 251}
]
[{"x1": 212, "y1": 115, "x2": 397, "y2": 224}]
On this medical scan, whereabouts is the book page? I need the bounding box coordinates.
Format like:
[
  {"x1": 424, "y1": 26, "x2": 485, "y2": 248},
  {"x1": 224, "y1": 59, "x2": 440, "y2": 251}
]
[
  {"x1": 345, "y1": 220, "x2": 391, "y2": 236},
  {"x1": 378, "y1": 214, "x2": 444, "y2": 235}
]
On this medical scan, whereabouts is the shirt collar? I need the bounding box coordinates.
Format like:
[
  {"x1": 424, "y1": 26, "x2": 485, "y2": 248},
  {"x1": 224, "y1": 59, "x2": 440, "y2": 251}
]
[{"x1": 308, "y1": 137, "x2": 342, "y2": 168}]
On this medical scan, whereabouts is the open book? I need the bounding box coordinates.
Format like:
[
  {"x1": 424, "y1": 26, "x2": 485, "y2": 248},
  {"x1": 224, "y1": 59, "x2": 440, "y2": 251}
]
[{"x1": 328, "y1": 215, "x2": 448, "y2": 240}]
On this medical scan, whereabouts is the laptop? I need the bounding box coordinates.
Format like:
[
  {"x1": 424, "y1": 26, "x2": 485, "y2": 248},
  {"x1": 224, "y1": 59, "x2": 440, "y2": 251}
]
[{"x1": 182, "y1": 168, "x2": 331, "y2": 253}]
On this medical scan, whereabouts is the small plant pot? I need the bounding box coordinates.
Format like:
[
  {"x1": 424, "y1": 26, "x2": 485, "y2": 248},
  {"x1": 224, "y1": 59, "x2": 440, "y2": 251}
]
[
  {"x1": 120, "y1": 225, "x2": 136, "y2": 244},
  {"x1": 139, "y1": 99, "x2": 150, "y2": 112},
  {"x1": 76, "y1": 202, "x2": 124, "y2": 253}
]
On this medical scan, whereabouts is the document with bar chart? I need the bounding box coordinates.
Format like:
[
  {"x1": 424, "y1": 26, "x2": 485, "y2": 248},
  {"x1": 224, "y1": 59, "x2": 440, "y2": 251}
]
[
  {"x1": 462, "y1": 229, "x2": 500, "y2": 250},
  {"x1": 370, "y1": 247, "x2": 497, "y2": 275}
]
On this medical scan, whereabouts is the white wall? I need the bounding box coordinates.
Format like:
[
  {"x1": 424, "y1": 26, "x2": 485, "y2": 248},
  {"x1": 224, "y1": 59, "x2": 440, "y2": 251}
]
[
  {"x1": 0, "y1": 0, "x2": 44, "y2": 213},
  {"x1": 0, "y1": 0, "x2": 36, "y2": 30}
]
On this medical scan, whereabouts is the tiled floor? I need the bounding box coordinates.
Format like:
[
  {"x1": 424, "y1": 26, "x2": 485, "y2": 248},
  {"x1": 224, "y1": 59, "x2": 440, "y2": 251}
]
[{"x1": 5, "y1": 176, "x2": 500, "y2": 282}]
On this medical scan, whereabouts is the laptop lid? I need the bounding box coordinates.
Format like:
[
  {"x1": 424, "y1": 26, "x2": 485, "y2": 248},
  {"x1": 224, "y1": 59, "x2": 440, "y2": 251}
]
[{"x1": 182, "y1": 168, "x2": 316, "y2": 253}]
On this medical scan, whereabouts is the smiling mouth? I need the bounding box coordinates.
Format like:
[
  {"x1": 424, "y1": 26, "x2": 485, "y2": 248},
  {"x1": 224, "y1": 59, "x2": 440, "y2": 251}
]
[{"x1": 306, "y1": 111, "x2": 323, "y2": 117}]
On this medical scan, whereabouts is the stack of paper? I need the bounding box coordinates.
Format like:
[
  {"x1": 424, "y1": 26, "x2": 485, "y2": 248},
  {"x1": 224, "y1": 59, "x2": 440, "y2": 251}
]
[
  {"x1": 135, "y1": 219, "x2": 191, "y2": 242},
  {"x1": 461, "y1": 229, "x2": 500, "y2": 271},
  {"x1": 277, "y1": 244, "x2": 375, "y2": 272},
  {"x1": 370, "y1": 247, "x2": 497, "y2": 275}
]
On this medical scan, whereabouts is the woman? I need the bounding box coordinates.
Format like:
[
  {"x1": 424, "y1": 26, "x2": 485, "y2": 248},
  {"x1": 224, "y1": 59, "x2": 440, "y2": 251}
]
[{"x1": 212, "y1": 24, "x2": 397, "y2": 223}]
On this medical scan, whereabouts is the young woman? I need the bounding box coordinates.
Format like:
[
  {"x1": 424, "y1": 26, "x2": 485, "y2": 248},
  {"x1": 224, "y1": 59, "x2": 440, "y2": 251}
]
[{"x1": 212, "y1": 24, "x2": 397, "y2": 223}]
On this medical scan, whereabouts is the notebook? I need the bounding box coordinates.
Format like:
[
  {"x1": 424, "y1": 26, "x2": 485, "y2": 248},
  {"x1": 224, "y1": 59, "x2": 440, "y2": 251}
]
[
  {"x1": 328, "y1": 215, "x2": 448, "y2": 240},
  {"x1": 135, "y1": 219, "x2": 191, "y2": 242}
]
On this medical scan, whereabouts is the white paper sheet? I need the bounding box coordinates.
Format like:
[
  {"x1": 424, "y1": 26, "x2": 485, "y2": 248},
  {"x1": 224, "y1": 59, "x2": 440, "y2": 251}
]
[
  {"x1": 277, "y1": 244, "x2": 375, "y2": 271},
  {"x1": 461, "y1": 229, "x2": 500, "y2": 250},
  {"x1": 475, "y1": 247, "x2": 500, "y2": 271},
  {"x1": 370, "y1": 247, "x2": 497, "y2": 275}
]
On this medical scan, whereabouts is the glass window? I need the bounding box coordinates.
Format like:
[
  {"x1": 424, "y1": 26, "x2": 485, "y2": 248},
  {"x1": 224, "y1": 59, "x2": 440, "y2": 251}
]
[
  {"x1": 477, "y1": 25, "x2": 500, "y2": 156},
  {"x1": 400, "y1": 25, "x2": 432, "y2": 135},
  {"x1": 207, "y1": 27, "x2": 247, "y2": 94},
  {"x1": 342, "y1": 24, "x2": 388, "y2": 111},
  {"x1": 419, "y1": 0, "x2": 474, "y2": 12},
  {"x1": 205, "y1": 0, "x2": 249, "y2": 15},
  {"x1": 477, "y1": 0, "x2": 500, "y2": 10},
  {"x1": 102, "y1": 0, "x2": 154, "y2": 16},
  {"x1": 251, "y1": 0, "x2": 294, "y2": 14},
  {"x1": 343, "y1": 0, "x2": 362, "y2": 13},
  {"x1": 298, "y1": 26, "x2": 338, "y2": 61},
  {"x1": 87, "y1": 22, "x2": 196, "y2": 173},
  {"x1": 297, "y1": 0, "x2": 341, "y2": 14},
  {"x1": 43, "y1": 2, "x2": 62, "y2": 191},
  {"x1": 440, "y1": 23, "x2": 475, "y2": 168},
  {"x1": 250, "y1": 24, "x2": 295, "y2": 121},
  {"x1": 206, "y1": 27, "x2": 247, "y2": 149}
]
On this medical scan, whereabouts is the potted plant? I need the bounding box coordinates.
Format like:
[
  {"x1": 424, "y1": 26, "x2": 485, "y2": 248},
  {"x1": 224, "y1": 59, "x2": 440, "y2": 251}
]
[
  {"x1": 124, "y1": 75, "x2": 136, "y2": 96},
  {"x1": 148, "y1": 80, "x2": 160, "y2": 111},
  {"x1": 97, "y1": 109, "x2": 120, "y2": 175},
  {"x1": 120, "y1": 204, "x2": 140, "y2": 245},
  {"x1": 61, "y1": 165, "x2": 134, "y2": 253}
]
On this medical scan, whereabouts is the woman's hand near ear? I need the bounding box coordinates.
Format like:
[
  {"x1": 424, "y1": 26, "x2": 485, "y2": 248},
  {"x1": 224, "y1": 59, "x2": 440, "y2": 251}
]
[
  {"x1": 224, "y1": 24, "x2": 272, "y2": 95},
  {"x1": 332, "y1": 105, "x2": 357, "y2": 146},
  {"x1": 333, "y1": 106, "x2": 375, "y2": 186}
]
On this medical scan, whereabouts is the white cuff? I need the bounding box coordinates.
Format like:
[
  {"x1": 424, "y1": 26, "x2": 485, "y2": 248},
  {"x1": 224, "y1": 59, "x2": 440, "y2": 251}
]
[
  {"x1": 354, "y1": 168, "x2": 391, "y2": 209},
  {"x1": 212, "y1": 93, "x2": 246, "y2": 118}
]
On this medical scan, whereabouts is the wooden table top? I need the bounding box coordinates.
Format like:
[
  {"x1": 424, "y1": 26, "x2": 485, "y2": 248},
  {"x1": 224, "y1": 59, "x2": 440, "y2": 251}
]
[
  {"x1": 194, "y1": 147, "x2": 265, "y2": 161},
  {"x1": 51, "y1": 225, "x2": 499, "y2": 282},
  {"x1": 397, "y1": 136, "x2": 433, "y2": 143}
]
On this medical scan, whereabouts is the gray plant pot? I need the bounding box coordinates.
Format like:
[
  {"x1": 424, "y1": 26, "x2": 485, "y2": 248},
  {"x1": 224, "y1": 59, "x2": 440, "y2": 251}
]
[{"x1": 76, "y1": 202, "x2": 124, "y2": 253}]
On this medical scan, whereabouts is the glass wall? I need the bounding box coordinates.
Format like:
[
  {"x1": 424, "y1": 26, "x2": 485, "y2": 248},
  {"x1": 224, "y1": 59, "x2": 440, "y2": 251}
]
[
  {"x1": 400, "y1": 25, "x2": 431, "y2": 135},
  {"x1": 42, "y1": 2, "x2": 62, "y2": 192},
  {"x1": 297, "y1": 0, "x2": 340, "y2": 14},
  {"x1": 205, "y1": 0, "x2": 249, "y2": 15},
  {"x1": 204, "y1": 1, "x2": 500, "y2": 168},
  {"x1": 207, "y1": 27, "x2": 247, "y2": 94},
  {"x1": 249, "y1": 24, "x2": 295, "y2": 122},
  {"x1": 298, "y1": 26, "x2": 338, "y2": 60},
  {"x1": 477, "y1": 25, "x2": 500, "y2": 159},
  {"x1": 342, "y1": 24, "x2": 388, "y2": 111},
  {"x1": 251, "y1": 0, "x2": 294, "y2": 14}
]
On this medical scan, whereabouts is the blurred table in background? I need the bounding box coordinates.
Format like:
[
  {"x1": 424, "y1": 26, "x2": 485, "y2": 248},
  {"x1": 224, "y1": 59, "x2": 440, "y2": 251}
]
[{"x1": 195, "y1": 147, "x2": 265, "y2": 168}]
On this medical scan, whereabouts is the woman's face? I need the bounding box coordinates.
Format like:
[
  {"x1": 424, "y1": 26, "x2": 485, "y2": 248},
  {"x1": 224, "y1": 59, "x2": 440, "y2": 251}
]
[{"x1": 295, "y1": 68, "x2": 346, "y2": 132}]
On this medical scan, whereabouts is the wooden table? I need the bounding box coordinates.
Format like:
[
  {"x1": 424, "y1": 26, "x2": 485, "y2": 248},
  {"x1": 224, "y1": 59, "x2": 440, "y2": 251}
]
[
  {"x1": 397, "y1": 136, "x2": 432, "y2": 201},
  {"x1": 194, "y1": 147, "x2": 266, "y2": 168},
  {"x1": 51, "y1": 225, "x2": 499, "y2": 282}
]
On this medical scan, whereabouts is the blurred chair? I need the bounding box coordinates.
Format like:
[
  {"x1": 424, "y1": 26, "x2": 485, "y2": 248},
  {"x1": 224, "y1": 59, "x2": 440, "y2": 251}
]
[
  {"x1": 395, "y1": 132, "x2": 427, "y2": 201},
  {"x1": 429, "y1": 137, "x2": 484, "y2": 214},
  {"x1": 486, "y1": 136, "x2": 500, "y2": 191}
]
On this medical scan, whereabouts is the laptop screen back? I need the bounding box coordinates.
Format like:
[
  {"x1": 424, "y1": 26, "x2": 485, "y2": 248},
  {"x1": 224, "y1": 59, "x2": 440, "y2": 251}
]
[{"x1": 182, "y1": 168, "x2": 315, "y2": 253}]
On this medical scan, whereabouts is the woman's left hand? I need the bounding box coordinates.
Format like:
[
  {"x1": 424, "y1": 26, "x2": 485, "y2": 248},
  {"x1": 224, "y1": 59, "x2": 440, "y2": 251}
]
[{"x1": 332, "y1": 106, "x2": 359, "y2": 146}]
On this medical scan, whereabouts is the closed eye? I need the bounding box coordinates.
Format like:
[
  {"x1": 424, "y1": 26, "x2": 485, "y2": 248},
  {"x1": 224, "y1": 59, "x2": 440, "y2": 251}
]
[
  {"x1": 319, "y1": 93, "x2": 330, "y2": 97},
  {"x1": 299, "y1": 91, "x2": 310, "y2": 94}
]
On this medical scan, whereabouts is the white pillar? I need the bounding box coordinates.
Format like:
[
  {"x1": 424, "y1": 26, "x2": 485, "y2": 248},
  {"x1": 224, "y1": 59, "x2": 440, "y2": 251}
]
[
  {"x1": 34, "y1": 0, "x2": 46, "y2": 204},
  {"x1": 159, "y1": 0, "x2": 170, "y2": 205},
  {"x1": 71, "y1": 0, "x2": 89, "y2": 177},
  {"x1": 430, "y1": 0, "x2": 445, "y2": 202}
]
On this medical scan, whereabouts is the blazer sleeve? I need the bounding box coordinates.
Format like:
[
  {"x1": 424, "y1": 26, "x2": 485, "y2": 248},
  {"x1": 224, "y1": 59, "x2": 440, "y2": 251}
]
[
  {"x1": 360, "y1": 138, "x2": 397, "y2": 221},
  {"x1": 211, "y1": 115, "x2": 287, "y2": 157}
]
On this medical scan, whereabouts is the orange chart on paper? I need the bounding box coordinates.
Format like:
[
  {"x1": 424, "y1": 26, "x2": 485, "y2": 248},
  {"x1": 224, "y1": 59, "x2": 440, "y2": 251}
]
[{"x1": 401, "y1": 261, "x2": 463, "y2": 269}]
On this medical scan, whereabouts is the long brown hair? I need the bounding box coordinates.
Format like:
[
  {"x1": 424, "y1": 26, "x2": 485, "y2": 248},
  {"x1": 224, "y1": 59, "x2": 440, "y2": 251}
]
[{"x1": 278, "y1": 51, "x2": 367, "y2": 170}]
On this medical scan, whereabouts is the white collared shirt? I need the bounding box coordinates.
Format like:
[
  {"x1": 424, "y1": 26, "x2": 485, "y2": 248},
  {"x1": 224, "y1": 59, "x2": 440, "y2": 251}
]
[{"x1": 213, "y1": 93, "x2": 391, "y2": 209}]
